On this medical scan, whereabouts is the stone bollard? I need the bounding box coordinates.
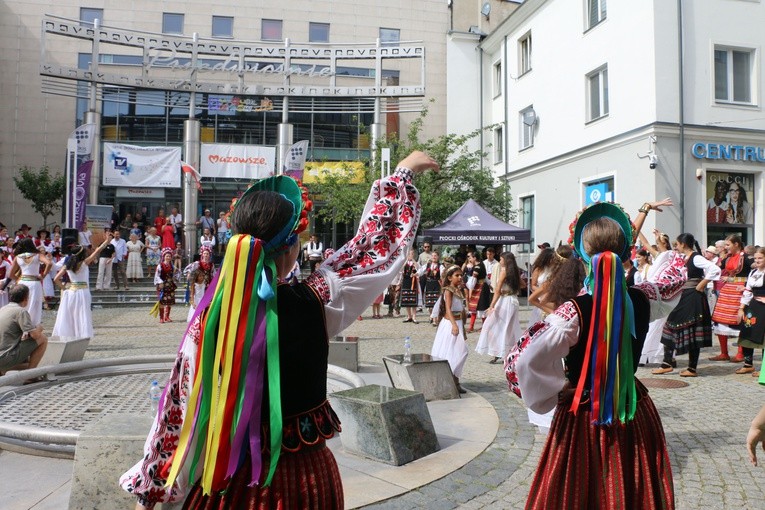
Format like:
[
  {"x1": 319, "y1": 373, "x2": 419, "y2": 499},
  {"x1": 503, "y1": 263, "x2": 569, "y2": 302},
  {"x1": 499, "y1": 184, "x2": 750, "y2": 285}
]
[
  {"x1": 68, "y1": 413, "x2": 154, "y2": 510},
  {"x1": 329, "y1": 384, "x2": 439, "y2": 466},
  {"x1": 383, "y1": 353, "x2": 460, "y2": 401},
  {"x1": 328, "y1": 336, "x2": 359, "y2": 372},
  {"x1": 39, "y1": 336, "x2": 91, "y2": 366}
]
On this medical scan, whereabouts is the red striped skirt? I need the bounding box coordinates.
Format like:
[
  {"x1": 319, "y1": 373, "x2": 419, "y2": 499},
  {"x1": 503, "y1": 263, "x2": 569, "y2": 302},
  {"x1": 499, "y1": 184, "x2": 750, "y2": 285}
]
[
  {"x1": 711, "y1": 280, "x2": 746, "y2": 326},
  {"x1": 183, "y1": 442, "x2": 343, "y2": 510},
  {"x1": 526, "y1": 380, "x2": 674, "y2": 510},
  {"x1": 468, "y1": 282, "x2": 483, "y2": 313}
]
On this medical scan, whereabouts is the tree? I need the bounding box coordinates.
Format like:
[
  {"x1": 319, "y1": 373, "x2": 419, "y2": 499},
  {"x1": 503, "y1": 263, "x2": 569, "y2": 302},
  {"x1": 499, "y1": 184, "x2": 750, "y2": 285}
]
[
  {"x1": 308, "y1": 107, "x2": 512, "y2": 233},
  {"x1": 13, "y1": 165, "x2": 66, "y2": 227}
]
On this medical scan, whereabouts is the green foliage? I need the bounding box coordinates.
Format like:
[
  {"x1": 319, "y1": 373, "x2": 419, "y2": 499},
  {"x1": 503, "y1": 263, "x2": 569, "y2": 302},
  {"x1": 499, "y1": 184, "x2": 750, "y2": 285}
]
[
  {"x1": 13, "y1": 165, "x2": 67, "y2": 227},
  {"x1": 308, "y1": 107, "x2": 513, "y2": 231}
]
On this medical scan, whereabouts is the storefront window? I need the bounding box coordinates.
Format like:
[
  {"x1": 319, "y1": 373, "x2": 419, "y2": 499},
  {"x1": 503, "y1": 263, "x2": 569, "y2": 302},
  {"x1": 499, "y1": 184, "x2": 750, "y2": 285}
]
[{"x1": 706, "y1": 171, "x2": 755, "y2": 245}]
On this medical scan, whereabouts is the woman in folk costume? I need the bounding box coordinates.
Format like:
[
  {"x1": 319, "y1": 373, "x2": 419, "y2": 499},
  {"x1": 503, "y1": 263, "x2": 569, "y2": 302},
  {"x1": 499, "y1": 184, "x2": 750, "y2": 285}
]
[
  {"x1": 709, "y1": 234, "x2": 752, "y2": 363},
  {"x1": 52, "y1": 237, "x2": 112, "y2": 340},
  {"x1": 10, "y1": 238, "x2": 52, "y2": 327},
  {"x1": 422, "y1": 251, "x2": 444, "y2": 320},
  {"x1": 735, "y1": 247, "x2": 765, "y2": 375},
  {"x1": 186, "y1": 246, "x2": 215, "y2": 323},
  {"x1": 400, "y1": 248, "x2": 421, "y2": 323},
  {"x1": 154, "y1": 248, "x2": 177, "y2": 323},
  {"x1": 506, "y1": 198, "x2": 685, "y2": 510},
  {"x1": 121, "y1": 151, "x2": 437, "y2": 510},
  {"x1": 430, "y1": 264, "x2": 468, "y2": 393},
  {"x1": 652, "y1": 233, "x2": 720, "y2": 377},
  {"x1": 637, "y1": 229, "x2": 674, "y2": 365},
  {"x1": 463, "y1": 251, "x2": 486, "y2": 331},
  {"x1": 475, "y1": 252, "x2": 522, "y2": 364}
]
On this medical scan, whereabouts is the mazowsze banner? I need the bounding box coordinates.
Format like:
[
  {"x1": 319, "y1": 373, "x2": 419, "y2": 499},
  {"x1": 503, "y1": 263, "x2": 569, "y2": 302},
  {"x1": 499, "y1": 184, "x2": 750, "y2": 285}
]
[
  {"x1": 103, "y1": 143, "x2": 181, "y2": 188},
  {"x1": 200, "y1": 143, "x2": 276, "y2": 179}
]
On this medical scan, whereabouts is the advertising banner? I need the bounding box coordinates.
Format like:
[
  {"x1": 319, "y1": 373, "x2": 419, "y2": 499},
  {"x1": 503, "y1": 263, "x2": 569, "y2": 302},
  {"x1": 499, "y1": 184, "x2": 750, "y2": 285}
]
[
  {"x1": 200, "y1": 143, "x2": 276, "y2": 179},
  {"x1": 282, "y1": 140, "x2": 309, "y2": 180},
  {"x1": 103, "y1": 143, "x2": 181, "y2": 188},
  {"x1": 66, "y1": 123, "x2": 96, "y2": 229},
  {"x1": 706, "y1": 171, "x2": 755, "y2": 225}
]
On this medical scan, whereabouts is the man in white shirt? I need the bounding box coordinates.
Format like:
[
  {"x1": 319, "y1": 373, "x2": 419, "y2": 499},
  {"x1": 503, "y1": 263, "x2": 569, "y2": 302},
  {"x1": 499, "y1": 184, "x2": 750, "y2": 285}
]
[
  {"x1": 302, "y1": 234, "x2": 323, "y2": 273},
  {"x1": 111, "y1": 230, "x2": 129, "y2": 290},
  {"x1": 169, "y1": 206, "x2": 183, "y2": 245}
]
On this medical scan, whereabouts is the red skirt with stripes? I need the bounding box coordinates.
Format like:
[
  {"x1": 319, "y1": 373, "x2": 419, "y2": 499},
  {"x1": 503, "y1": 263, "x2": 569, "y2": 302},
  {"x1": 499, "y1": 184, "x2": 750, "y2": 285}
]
[
  {"x1": 712, "y1": 280, "x2": 746, "y2": 326},
  {"x1": 183, "y1": 442, "x2": 343, "y2": 510},
  {"x1": 526, "y1": 380, "x2": 674, "y2": 510}
]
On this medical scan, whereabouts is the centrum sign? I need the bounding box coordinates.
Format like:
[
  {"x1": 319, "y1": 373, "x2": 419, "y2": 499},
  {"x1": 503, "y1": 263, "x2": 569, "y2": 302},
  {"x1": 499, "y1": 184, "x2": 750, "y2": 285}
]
[{"x1": 40, "y1": 16, "x2": 426, "y2": 98}]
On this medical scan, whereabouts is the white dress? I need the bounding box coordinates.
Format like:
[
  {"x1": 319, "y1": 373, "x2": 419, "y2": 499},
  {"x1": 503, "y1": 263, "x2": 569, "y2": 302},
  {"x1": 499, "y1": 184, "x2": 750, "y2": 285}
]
[
  {"x1": 431, "y1": 292, "x2": 468, "y2": 378},
  {"x1": 186, "y1": 282, "x2": 206, "y2": 323},
  {"x1": 126, "y1": 241, "x2": 145, "y2": 279},
  {"x1": 52, "y1": 264, "x2": 93, "y2": 340},
  {"x1": 639, "y1": 250, "x2": 673, "y2": 364},
  {"x1": 16, "y1": 253, "x2": 43, "y2": 326},
  {"x1": 475, "y1": 284, "x2": 522, "y2": 358}
]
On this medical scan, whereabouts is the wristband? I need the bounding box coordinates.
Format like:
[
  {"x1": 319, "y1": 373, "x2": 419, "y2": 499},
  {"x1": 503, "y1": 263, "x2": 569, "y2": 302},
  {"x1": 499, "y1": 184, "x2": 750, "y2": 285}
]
[{"x1": 638, "y1": 203, "x2": 652, "y2": 214}]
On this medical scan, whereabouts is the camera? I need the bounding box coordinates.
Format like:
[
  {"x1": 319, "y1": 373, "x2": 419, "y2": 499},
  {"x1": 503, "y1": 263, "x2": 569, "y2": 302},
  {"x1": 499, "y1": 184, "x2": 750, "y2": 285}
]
[{"x1": 648, "y1": 154, "x2": 658, "y2": 169}]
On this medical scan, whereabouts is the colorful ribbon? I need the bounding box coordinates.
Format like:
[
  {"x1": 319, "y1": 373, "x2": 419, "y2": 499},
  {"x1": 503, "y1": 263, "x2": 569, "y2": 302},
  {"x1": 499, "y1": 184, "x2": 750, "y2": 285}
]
[
  {"x1": 165, "y1": 234, "x2": 283, "y2": 494},
  {"x1": 570, "y1": 251, "x2": 637, "y2": 425}
]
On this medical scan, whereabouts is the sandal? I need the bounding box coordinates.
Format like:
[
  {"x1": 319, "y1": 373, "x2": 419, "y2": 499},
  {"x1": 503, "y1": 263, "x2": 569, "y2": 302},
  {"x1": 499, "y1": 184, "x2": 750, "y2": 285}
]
[
  {"x1": 736, "y1": 365, "x2": 755, "y2": 375},
  {"x1": 679, "y1": 368, "x2": 698, "y2": 377},
  {"x1": 652, "y1": 363, "x2": 674, "y2": 375}
]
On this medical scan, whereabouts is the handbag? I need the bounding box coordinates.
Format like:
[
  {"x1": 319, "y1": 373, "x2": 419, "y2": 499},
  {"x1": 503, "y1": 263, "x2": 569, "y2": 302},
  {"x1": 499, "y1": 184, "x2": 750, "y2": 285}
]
[{"x1": 383, "y1": 290, "x2": 391, "y2": 306}]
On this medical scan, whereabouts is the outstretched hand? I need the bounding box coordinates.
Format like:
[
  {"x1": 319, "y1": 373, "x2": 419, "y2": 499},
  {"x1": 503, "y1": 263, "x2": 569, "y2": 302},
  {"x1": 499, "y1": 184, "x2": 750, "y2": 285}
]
[
  {"x1": 398, "y1": 151, "x2": 439, "y2": 174},
  {"x1": 648, "y1": 198, "x2": 673, "y2": 212}
]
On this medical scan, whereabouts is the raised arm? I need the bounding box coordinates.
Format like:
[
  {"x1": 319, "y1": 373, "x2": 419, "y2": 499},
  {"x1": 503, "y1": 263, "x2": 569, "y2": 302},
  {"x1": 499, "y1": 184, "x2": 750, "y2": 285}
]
[{"x1": 85, "y1": 233, "x2": 113, "y2": 266}]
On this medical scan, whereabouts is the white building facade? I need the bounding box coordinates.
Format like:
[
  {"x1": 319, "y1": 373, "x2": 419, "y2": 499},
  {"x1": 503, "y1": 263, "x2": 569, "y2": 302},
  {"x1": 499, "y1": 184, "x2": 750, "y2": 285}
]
[{"x1": 450, "y1": 0, "x2": 765, "y2": 258}]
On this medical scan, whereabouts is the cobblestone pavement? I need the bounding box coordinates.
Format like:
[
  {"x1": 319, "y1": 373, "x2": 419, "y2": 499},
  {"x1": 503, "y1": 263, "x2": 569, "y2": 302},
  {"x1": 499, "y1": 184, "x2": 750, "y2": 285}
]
[{"x1": 39, "y1": 305, "x2": 765, "y2": 509}]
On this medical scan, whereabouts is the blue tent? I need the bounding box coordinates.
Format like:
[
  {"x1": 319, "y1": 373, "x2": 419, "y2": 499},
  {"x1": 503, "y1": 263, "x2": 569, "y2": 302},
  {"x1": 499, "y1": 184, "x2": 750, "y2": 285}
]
[{"x1": 423, "y1": 199, "x2": 531, "y2": 245}]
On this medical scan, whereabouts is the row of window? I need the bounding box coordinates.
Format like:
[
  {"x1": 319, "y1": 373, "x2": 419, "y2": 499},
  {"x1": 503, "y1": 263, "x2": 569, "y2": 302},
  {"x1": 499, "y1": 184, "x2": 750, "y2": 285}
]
[
  {"x1": 80, "y1": 7, "x2": 401, "y2": 43},
  {"x1": 494, "y1": 43, "x2": 757, "y2": 162}
]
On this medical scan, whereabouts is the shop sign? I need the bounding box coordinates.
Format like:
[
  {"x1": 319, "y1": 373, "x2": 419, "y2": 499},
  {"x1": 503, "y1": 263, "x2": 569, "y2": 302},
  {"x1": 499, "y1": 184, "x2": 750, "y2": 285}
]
[
  {"x1": 115, "y1": 188, "x2": 166, "y2": 199},
  {"x1": 691, "y1": 143, "x2": 765, "y2": 163},
  {"x1": 200, "y1": 143, "x2": 275, "y2": 179}
]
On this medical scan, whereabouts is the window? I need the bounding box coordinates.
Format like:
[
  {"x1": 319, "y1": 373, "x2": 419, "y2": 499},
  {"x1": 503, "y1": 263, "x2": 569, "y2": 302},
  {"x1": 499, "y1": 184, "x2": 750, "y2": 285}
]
[
  {"x1": 80, "y1": 8, "x2": 103, "y2": 26},
  {"x1": 494, "y1": 126, "x2": 504, "y2": 164},
  {"x1": 380, "y1": 28, "x2": 400, "y2": 46},
  {"x1": 586, "y1": 0, "x2": 607, "y2": 30},
  {"x1": 262, "y1": 19, "x2": 283, "y2": 41},
  {"x1": 493, "y1": 60, "x2": 502, "y2": 97},
  {"x1": 520, "y1": 107, "x2": 536, "y2": 149},
  {"x1": 519, "y1": 33, "x2": 532, "y2": 75},
  {"x1": 715, "y1": 47, "x2": 754, "y2": 104},
  {"x1": 212, "y1": 16, "x2": 234, "y2": 38},
  {"x1": 519, "y1": 195, "x2": 535, "y2": 253},
  {"x1": 587, "y1": 65, "x2": 609, "y2": 121},
  {"x1": 162, "y1": 13, "x2": 184, "y2": 34},
  {"x1": 309, "y1": 22, "x2": 330, "y2": 43}
]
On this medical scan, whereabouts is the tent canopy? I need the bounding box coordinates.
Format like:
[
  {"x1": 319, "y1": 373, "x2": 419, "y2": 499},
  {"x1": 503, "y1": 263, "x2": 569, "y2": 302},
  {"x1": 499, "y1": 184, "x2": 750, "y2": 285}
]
[{"x1": 423, "y1": 199, "x2": 531, "y2": 245}]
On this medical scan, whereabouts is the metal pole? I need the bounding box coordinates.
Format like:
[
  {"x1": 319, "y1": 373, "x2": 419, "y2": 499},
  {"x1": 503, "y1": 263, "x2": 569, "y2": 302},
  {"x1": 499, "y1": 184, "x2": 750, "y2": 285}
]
[
  {"x1": 86, "y1": 19, "x2": 102, "y2": 205},
  {"x1": 183, "y1": 119, "x2": 201, "y2": 258}
]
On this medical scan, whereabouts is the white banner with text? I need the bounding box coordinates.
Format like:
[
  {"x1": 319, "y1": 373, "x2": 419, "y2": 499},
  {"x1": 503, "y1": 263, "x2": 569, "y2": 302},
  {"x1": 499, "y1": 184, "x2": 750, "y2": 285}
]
[
  {"x1": 200, "y1": 143, "x2": 276, "y2": 179},
  {"x1": 103, "y1": 143, "x2": 181, "y2": 188}
]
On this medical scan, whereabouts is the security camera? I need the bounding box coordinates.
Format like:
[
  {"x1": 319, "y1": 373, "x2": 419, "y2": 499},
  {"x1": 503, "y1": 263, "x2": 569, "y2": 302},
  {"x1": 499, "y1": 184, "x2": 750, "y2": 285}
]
[{"x1": 648, "y1": 154, "x2": 658, "y2": 169}]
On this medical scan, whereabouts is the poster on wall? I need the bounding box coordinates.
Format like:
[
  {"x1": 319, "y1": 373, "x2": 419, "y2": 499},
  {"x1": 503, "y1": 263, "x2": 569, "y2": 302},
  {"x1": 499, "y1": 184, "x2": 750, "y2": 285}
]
[
  {"x1": 200, "y1": 143, "x2": 276, "y2": 179},
  {"x1": 706, "y1": 171, "x2": 754, "y2": 225},
  {"x1": 102, "y1": 143, "x2": 181, "y2": 188}
]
